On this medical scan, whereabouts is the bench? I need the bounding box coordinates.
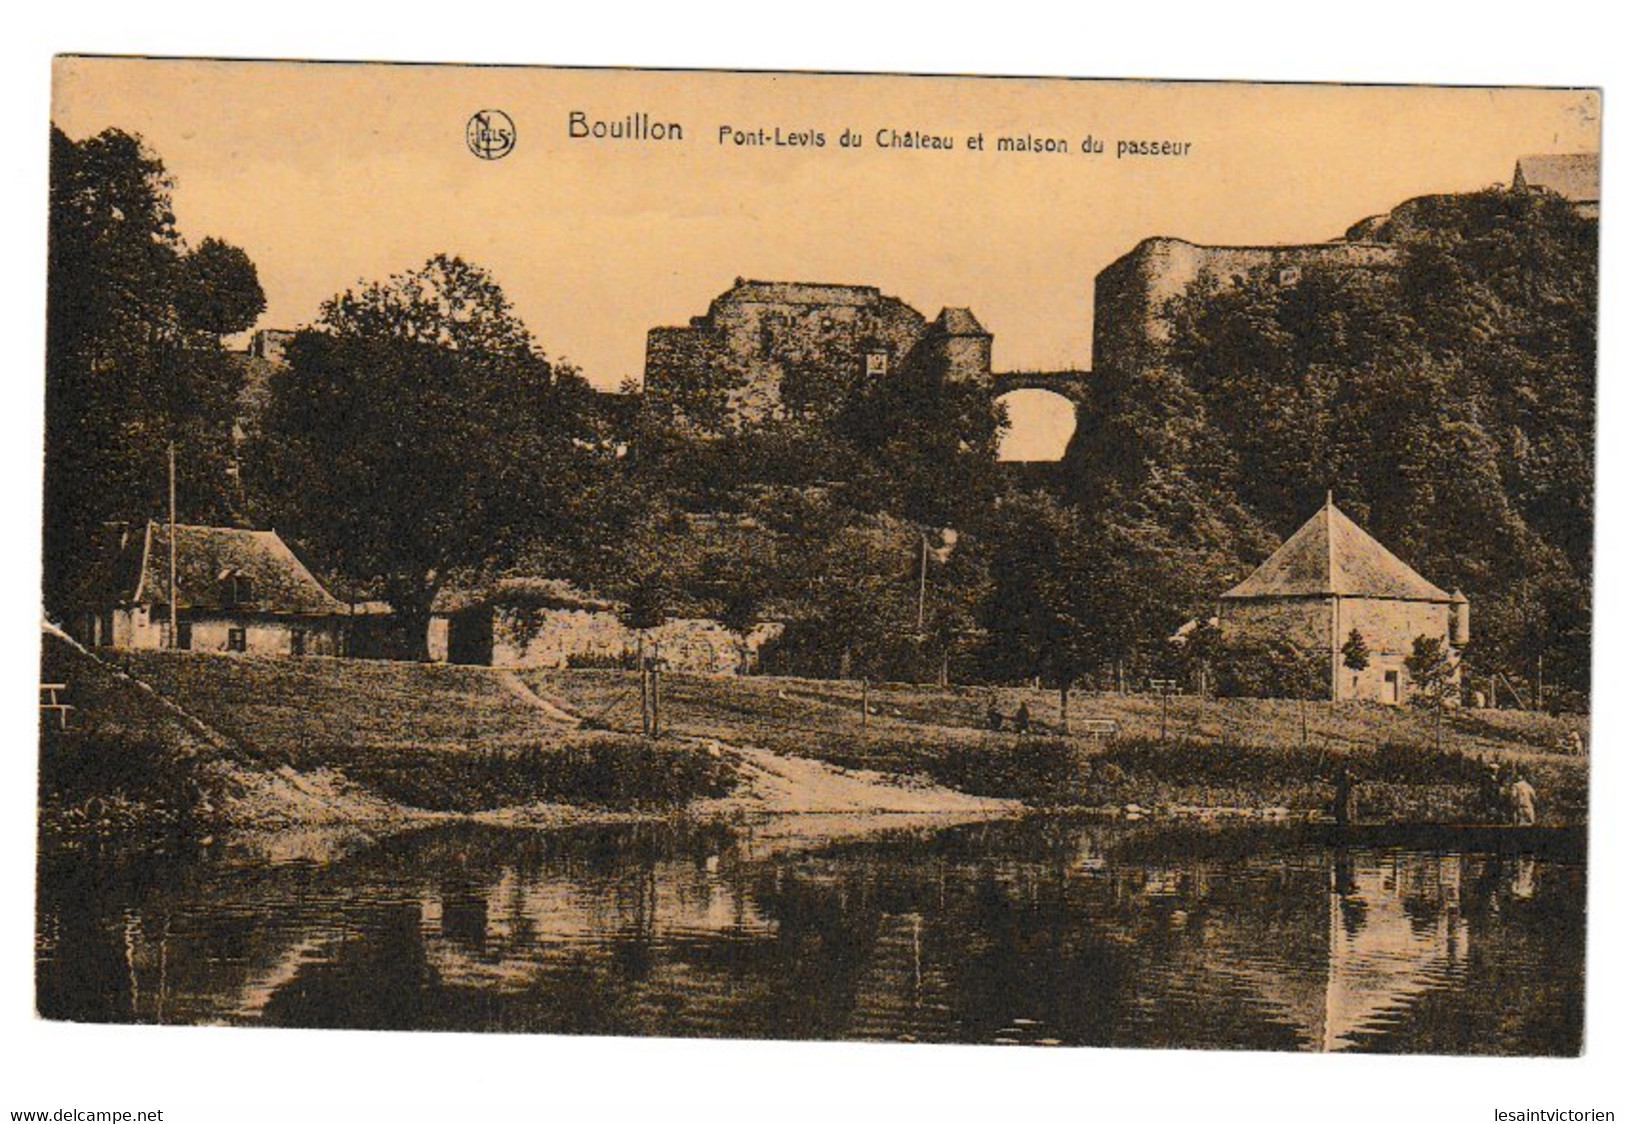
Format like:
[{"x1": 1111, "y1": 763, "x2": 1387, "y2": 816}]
[
  {"x1": 39, "y1": 683, "x2": 72, "y2": 730},
  {"x1": 1075, "y1": 717, "x2": 1119, "y2": 738}
]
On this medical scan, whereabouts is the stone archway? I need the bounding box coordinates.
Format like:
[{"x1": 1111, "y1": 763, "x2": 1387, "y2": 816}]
[{"x1": 992, "y1": 373, "x2": 1087, "y2": 462}]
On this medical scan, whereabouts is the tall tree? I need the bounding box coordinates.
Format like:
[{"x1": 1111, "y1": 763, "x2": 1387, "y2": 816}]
[
  {"x1": 45, "y1": 126, "x2": 264, "y2": 616},
  {"x1": 253, "y1": 255, "x2": 600, "y2": 657}
]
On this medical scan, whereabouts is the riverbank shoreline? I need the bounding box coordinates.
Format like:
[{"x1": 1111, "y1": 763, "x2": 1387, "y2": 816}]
[{"x1": 38, "y1": 637, "x2": 1590, "y2": 843}]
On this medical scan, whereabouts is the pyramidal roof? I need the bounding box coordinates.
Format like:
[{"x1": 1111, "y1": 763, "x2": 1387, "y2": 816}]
[{"x1": 1222, "y1": 498, "x2": 1453, "y2": 602}]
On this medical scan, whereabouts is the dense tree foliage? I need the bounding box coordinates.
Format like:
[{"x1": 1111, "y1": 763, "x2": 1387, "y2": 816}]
[
  {"x1": 47, "y1": 125, "x2": 1593, "y2": 705},
  {"x1": 1067, "y1": 188, "x2": 1596, "y2": 701},
  {"x1": 45, "y1": 126, "x2": 265, "y2": 615},
  {"x1": 252, "y1": 255, "x2": 606, "y2": 657},
  {"x1": 619, "y1": 325, "x2": 1011, "y2": 679}
]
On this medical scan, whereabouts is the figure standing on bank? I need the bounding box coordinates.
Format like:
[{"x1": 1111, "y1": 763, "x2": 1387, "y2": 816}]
[{"x1": 1509, "y1": 767, "x2": 1538, "y2": 826}]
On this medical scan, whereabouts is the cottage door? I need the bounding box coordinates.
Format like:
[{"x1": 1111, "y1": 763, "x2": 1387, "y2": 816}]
[{"x1": 1383, "y1": 669, "x2": 1400, "y2": 705}]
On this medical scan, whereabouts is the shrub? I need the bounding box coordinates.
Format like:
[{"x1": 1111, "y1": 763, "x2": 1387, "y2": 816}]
[
  {"x1": 313, "y1": 736, "x2": 739, "y2": 813},
  {"x1": 38, "y1": 728, "x2": 207, "y2": 833},
  {"x1": 1210, "y1": 633, "x2": 1328, "y2": 700}
]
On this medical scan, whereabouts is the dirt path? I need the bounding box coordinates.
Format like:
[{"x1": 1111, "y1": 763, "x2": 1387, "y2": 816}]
[
  {"x1": 701, "y1": 743, "x2": 1016, "y2": 815},
  {"x1": 513, "y1": 672, "x2": 1015, "y2": 816},
  {"x1": 496, "y1": 669, "x2": 585, "y2": 726}
]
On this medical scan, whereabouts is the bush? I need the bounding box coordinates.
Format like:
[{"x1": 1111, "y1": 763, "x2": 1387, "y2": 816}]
[
  {"x1": 1209, "y1": 633, "x2": 1328, "y2": 700},
  {"x1": 38, "y1": 728, "x2": 207, "y2": 834},
  {"x1": 936, "y1": 736, "x2": 1082, "y2": 803},
  {"x1": 565, "y1": 651, "x2": 639, "y2": 670},
  {"x1": 310, "y1": 736, "x2": 739, "y2": 813}
]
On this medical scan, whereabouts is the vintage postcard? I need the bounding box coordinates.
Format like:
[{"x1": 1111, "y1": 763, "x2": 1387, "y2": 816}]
[{"x1": 39, "y1": 58, "x2": 1597, "y2": 1055}]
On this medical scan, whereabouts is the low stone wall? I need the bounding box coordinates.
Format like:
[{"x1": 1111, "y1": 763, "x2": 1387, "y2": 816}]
[{"x1": 434, "y1": 604, "x2": 782, "y2": 674}]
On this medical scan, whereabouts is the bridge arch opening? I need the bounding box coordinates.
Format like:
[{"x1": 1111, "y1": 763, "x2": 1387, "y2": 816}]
[{"x1": 995, "y1": 388, "x2": 1078, "y2": 462}]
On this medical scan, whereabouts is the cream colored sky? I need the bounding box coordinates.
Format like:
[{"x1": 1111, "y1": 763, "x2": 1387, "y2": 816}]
[{"x1": 52, "y1": 59, "x2": 1598, "y2": 457}]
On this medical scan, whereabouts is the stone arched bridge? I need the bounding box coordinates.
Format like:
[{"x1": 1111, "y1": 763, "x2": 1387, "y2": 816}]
[
  {"x1": 988, "y1": 370, "x2": 1089, "y2": 463},
  {"x1": 989, "y1": 369, "x2": 1088, "y2": 403}
]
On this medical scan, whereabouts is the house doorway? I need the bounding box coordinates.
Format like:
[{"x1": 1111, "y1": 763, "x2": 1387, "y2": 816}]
[
  {"x1": 447, "y1": 609, "x2": 495, "y2": 665},
  {"x1": 1383, "y1": 669, "x2": 1401, "y2": 705}
]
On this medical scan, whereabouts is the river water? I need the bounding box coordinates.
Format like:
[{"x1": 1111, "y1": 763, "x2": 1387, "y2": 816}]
[{"x1": 35, "y1": 816, "x2": 1584, "y2": 1054}]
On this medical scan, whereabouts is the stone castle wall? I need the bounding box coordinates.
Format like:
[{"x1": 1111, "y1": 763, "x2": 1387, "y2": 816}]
[
  {"x1": 1092, "y1": 238, "x2": 1405, "y2": 377},
  {"x1": 646, "y1": 283, "x2": 990, "y2": 427}
]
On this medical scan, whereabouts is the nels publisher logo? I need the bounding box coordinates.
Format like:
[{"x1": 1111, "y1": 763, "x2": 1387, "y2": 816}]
[{"x1": 466, "y1": 110, "x2": 516, "y2": 160}]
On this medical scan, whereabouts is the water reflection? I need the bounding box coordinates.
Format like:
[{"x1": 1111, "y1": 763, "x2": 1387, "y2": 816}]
[{"x1": 35, "y1": 818, "x2": 1584, "y2": 1054}]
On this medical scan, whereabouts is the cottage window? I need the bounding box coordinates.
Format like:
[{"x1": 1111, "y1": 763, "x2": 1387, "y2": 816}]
[
  {"x1": 866, "y1": 351, "x2": 889, "y2": 376},
  {"x1": 227, "y1": 627, "x2": 247, "y2": 653},
  {"x1": 290, "y1": 629, "x2": 307, "y2": 657},
  {"x1": 222, "y1": 571, "x2": 255, "y2": 606}
]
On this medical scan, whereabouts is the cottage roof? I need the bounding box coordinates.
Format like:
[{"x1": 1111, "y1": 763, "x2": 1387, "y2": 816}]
[
  {"x1": 1515, "y1": 154, "x2": 1600, "y2": 204},
  {"x1": 128, "y1": 522, "x2": 348, "y2": 615},
  {"x1": 1221, "y1": 499, "x2": 1453, "y2": 602},
  {"x1": 432, "y1": 577, "x2": 615, "y2": 615}
]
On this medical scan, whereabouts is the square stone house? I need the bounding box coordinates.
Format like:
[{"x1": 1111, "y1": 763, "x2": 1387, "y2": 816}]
[{"x1": 1218, "y1": 498, "x2": 1468, "y2": 704}]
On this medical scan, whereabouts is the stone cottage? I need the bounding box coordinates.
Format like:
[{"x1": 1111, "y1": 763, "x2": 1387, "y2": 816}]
[
  {"x1": 1218, "y1": 497, "x2": 1468, "y2": 704},
  {"x1": 76, "y1": 521, "x2": 352, "y2": 656},
  {"x1": 428, "y1": 577, "x2": 782, "y2": 674}
]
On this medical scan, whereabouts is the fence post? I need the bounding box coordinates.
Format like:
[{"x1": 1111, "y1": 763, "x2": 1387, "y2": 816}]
[
  {"x1": 639, "y1": 635, "x2": 650, "y2": 736},
  {"x1": 652, "y1": 641, "x2": 662, "y2": 738}
]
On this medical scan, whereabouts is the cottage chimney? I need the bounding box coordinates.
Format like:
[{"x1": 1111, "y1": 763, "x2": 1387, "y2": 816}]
[{"x1": 1449, "y1": 589, "x2": 1470, "y2": 647}]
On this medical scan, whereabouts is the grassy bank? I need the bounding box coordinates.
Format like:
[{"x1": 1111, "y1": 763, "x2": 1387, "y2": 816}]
[
  {"x1": 526, "y1": 670, "x2": 1590, "y2": 823},
  {"x1": 40, "y1": 633, "x2": 231, "y2": 840},
  {"x1": 48, "y1": 643, "x2": 738, "y2": 825},
  {"x1": 41, "y1": 640, "x2": 1588, "y2": 831}
]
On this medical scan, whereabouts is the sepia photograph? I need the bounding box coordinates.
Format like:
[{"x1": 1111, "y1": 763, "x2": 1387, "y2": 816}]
[{"x1": 8, "y1": 24, "x2": 1619, "y2": 1121}]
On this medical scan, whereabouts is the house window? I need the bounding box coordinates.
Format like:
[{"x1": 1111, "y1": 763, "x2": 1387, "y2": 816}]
[
  {"x1": 290, "y1": 629, "x2": 307, "y2": 657},
  {"x1": 1278, "y1": 266, "x2": 1301, "y2": 287},
  {"x1": 227, "y1": 627, "x2": 247, "y2": 653},
  {"x1": 221, "y1": 571, "x2": 254, "y2": 606},
  {"x1": 865, "y1": 351, "x2": 889, "y2": 376}
]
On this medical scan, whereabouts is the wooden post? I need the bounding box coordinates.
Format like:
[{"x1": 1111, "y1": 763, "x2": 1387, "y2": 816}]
[
  {"x1": 917, "y1": 534, "x2": 928, "y2": 634},
  {"x1": 639, "y1": 634, "x2": 650, "y2": 736},
  {"x1": 168, "y1": 441, "x2": 179, "y2": 649},
  {"x1": 1299, "y1": 696, "x2": 1308, "y2": 753},
  {"x1": 652, "y1": 641, "x2": 662, "y2": 738},
  {"x1": 861, "y1": 678, "x2": 870, "y2": 728},
  {"x1": 1060, "y1": 681, "x2": 1070, "y2": 734}
]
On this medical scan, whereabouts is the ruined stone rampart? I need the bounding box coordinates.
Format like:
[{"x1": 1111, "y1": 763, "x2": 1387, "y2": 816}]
[{"x1": 1092, "y1": 238, "x2": 1405, "y2": 377}]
